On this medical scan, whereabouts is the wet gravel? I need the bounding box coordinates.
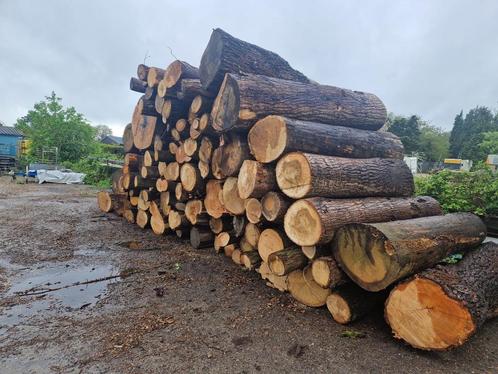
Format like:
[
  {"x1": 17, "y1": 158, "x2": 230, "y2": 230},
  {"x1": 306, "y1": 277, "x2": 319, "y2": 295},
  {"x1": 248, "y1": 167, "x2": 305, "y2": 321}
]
[{"x1": 0, "y1": 177, "x2": 497, "y2": 373}]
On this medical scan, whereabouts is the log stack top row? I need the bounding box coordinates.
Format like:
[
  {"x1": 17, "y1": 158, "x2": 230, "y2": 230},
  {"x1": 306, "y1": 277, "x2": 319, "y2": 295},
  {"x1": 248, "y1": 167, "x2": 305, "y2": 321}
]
[{"x1": 101, "y1": 27, "x2": 496, "y2": 353}]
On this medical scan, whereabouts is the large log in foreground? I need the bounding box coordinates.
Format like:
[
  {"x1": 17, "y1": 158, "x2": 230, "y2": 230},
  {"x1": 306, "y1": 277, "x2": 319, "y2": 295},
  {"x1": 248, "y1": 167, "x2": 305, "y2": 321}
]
[
  {"x1": 210, "y1": 73, "x2": 387, "y2": 132},
  {"x1": 333, "y1": 213, "x2": 486, "y2": 291},
  {"x1": 385, "y1": 242, "x2": 498, "y2": 350},
  {"x1": 284, "y1": 196, "x2": 442, "y2": 246},
  {"x1": 248, "y1": 115, "x2": 404, "y2": 163},
  {"x1": 199, "y1": 28, "x2": 309, "y2": 92},
  {"x1": 276, "y1": 152, "x2": 414, "y2": 199}
]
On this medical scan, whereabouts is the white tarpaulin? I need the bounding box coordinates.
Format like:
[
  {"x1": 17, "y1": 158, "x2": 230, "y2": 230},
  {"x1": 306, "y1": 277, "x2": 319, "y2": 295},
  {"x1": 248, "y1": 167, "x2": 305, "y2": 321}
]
[{"x1": 37, "y1": 169, "x2": 86, "y2": 184}]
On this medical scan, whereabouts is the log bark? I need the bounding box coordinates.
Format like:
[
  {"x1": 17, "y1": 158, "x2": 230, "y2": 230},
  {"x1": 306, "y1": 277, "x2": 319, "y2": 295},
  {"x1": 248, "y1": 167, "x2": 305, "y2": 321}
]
[
  {"x1": 211, "y1": 73, "x2": 386, "y2": 132},
  {"x1": 144, "y1": 86, "x2": 156, "y2": 100},
  {"x1": 220, "y1": 134, "x2": 250, "y2": 177},
  {"x1": 248, "y1": 115, "x2": 404, "y2": 163},
  {"x1": 240, "y1": 251, "x2": 262, "y2": 270},
  {"x1": 261, "y1": 191, "x2": 291, "y2": 223},
  {"x1": 141, "y1": 166, "x2": 160, "y2": 179},
  {"x1": 257, "y1": 228, "x2": 292, "y2": 262},
  {"x1": 111, "y1": 169, "x2": 125, "y2": 194},
  {"x1": 134, "y1": 175, "x2": 157, "y2": 189},
  {"x1": 222, "y1": 177, "x2": 246, "y2": 215},
  {"x1": 385, "y1": 242, "x2": 498, "y2": 350},
  {"x1": 311, "y1": 256, "x2": 348, "y2": 289},
  {"x1": 124, "y1": 153, "x2": 143, "y2": 171},
  {"x1": 268, "y1": 247, "x2": 308, "y2": 276},
  {"x1": 97, "y1": 191, "x2": 127, "y2": 214},
  {"x1": 190, "y1": 227, "x2": 214, "y2": 249},
  {"x1": 237, "y1": 160, "x2": 276, "y2": 199},
  {"x1": 155, "y1": 150, "x2": 175, "y2": 163},
  {"x1": 287, "y1": 266, "x2": 331, "y2": 307},
  {"x1": 199, "y1": 28, "x2": 309, "y2": 92},
  {"x1": 204, "y1": 179, "x2": 225, "y2": 218},
  {"x1": 130, "y1": 77, "x2": 147, "y2": 93},
  {"x1": 276, "y1": 152, "x2": 414, "y2": 199},
  {"x1": 326, "y1": 284, "x2": 386, "y2": 324},
  {"x1": 177, "y1": 79, "x2": 214, "y2": 101},
  {"x1": 164, "y1": 60, "x2": 200, "y2": 88},
  {"x1": 209, "y1": 215, "x2": 232, "y2": 234},
  {"x1": 147, "y1": 67, "x2": 165, "y2": 88},
  {"x1": 245, "y1": 198, "x2": 262, "y2": 224},
  {"x1": 137, "y1": 64, "x2": 149, "y2": 81},
  {"x1": 333, "y1": 213, "x2": 486, "y2": 292},
  {"x1": 232, "y1": 216, "x2": 246, "y2": 238},
  {"x1": 162, "y1": 99, "x2": 190, "y2": 123},
  {"x1": 284, "y1": 196, "x2": 442, "y2": 246}
]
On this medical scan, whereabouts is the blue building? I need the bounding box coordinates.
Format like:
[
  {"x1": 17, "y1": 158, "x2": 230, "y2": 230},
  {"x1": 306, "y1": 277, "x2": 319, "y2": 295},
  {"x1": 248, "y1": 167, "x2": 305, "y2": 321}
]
[{"x1": 0, "y1": 123, "x2": 23, "y2": 171}]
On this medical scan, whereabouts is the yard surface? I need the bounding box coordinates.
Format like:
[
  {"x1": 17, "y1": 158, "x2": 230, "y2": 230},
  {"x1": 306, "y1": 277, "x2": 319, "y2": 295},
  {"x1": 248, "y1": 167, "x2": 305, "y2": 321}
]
[{"x1": 0, "y1": 177, "x2": 497, "y2": 373}]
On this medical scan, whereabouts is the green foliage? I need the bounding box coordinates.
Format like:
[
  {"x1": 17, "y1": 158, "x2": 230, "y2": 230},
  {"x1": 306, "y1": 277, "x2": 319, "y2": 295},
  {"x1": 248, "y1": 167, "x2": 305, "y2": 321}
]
[
  {"x1": 94, "y1": 124, "x2": 113, "y2": 141},
  {"x1": 415, "y1": 166, "x2": 498, "y2": 215},
  {"x1": 386, "y1": 114, "x2": 421, "y2": 154},
  {"x1": 449, "y1": 106, "x2": 498, "y2": 161},
  {"x1": 479, "y1": 131, "x2": 498, "y2": 156},
  {"x1": 15, "y1": 92, "x2": 96, "y2": 163},
  {"x1": 418, "y1": 123, "x2": 450, "y2": 161}
]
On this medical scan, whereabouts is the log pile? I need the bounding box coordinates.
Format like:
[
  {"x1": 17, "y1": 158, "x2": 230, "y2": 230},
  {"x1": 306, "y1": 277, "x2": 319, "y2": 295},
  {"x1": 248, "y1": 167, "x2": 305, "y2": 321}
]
[{"x1": 100, "y1": 28, "x2": 496, "y2": 351}]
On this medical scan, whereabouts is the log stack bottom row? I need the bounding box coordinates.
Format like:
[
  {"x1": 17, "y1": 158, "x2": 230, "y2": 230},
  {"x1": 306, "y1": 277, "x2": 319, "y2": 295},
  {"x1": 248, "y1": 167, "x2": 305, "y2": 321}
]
[{"x1": 99, "y1": 28, "x2": 497, "y2": 352}]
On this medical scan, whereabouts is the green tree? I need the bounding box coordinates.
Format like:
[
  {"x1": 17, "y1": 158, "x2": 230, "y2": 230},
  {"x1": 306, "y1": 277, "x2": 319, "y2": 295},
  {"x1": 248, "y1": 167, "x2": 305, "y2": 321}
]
[
  {"x1": 15, "y1": 92, "x2": 96, "y2": 162},
  {"x1": 94, "y1": 124, "x2": 113, "y2": 141},
  {"x1": 418, "y1": 123, "x2": 450, "y2": 161},
  {"x1": 449, "y1": 111, "x2": 464, "y2": 157},
  {"x1": 387, "y1": 115, "x2": 421, "y2": 154},
  {"x1": 479, "y1": 131, "x2": 498, "y2": 156}
]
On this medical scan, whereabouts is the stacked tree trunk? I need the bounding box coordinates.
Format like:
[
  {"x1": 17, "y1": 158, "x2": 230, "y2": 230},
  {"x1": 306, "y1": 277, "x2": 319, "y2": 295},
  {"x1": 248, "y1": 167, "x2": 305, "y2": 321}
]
[{"x1": 100, "y1": 28, "x2": 496, "y2": 351}]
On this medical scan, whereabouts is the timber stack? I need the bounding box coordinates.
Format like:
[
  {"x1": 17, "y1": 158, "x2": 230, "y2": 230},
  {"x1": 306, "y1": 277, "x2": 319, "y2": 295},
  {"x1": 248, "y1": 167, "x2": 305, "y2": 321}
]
[{"x1": 100, "y1": 28, "x2": 496, "y2": 351}]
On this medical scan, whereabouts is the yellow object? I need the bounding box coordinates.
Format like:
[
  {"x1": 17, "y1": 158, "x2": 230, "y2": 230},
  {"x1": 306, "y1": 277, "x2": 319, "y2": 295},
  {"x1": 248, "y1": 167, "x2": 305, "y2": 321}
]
[
  {"x1": 443, "y1": 158, "x2": 462, "y2": 165},
  {"x1": 20, "y1": 139, "x2": 31, "y2": 155}
]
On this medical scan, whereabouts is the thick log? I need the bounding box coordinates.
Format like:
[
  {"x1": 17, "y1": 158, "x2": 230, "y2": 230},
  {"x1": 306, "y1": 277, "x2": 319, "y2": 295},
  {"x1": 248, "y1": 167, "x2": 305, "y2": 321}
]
[
  {"x1": 310, "y1": 256, "x2": 348, "y2": 289},
  {"x1": 130, "y1": 77, "x2": 147, "y2": 93},
  {"x1": 276, "y1": 152, "x2": 414, "y2": 199},
  {"x1": 211, "y1": 73, "x2": 386, "y2": 132},
  {"x1": 238, "y1": 160, "x2": 276, "y2": 199},
  {"x1": 177, "y1": 79, "x2": 214, "y2": 102},
  {"x1": 199, "y1": 28, "x2": 309, "y2": 92},
  {"x1": 136, "y1": 209, "x2": 151, "y2": 229},
  {"x1": 284, "y1": 196, "x2": 442, "y2": 246},
  {"x1": 147, "y1": 67, "x2": 165, "y2": 88},
  {"x1": 245, "y1": 198, "x2": 262, "y2": 224},
  {"x1": 240, "y1": 251, "x2": 262, "y2": 270},
  {"x1": 287, "y1": 266, "x2": 331, "y2": 307},
  {"x1": 165, "y1": 162, "x2": 180, "y2": 181},
  {"x1": 123, "y1": 123, "x2": 137, "y2": 154},
  {"x1": 190, "y1": 227, "x2": 214, "y2": 249},
  {"x1": 222, "y1": 177, "x2": 245, "y2": 215},
  {"x1": 180, "y1": 163, "x2": 204, "y2": 193},
  {"x1": 97, "y1": 191, "x2": 127, "y2": 214},
  {"x1": 133, "y1": 115, "x2": 158, "y2": 150},
  {"x1": 220, "y1": 134, "x2": 250, "y2": 177},
  {"x1": 137, "y1": 64, "x2": 149, "y2": 81},
  {"x1": 257, "y1": 228, "x2": 292, "y2": 263},
  {"x1": 268, "y1": 247, "x2": 308, "y2": 276},
  {"x1": 248, "y1": 115, "x2": 404, "y2": 163},
  {"x1": 204, "y1": 179, "x2": 225, "y2": 218},
  {"x1": 164, "y1": 60, "x2": 200, "y2": 88},
  {"x1": 326, "y1": 284, "x2": 386, "y2": 324},
  {"x1": 333, "y1": 213, "x2": 486, "y2": 292},
  {"x1": 261, "y1": 191, "x2": 290, "y2": 223},
  {"x1": 385, "y1": 242, "x2": 498, "y2": 350}
]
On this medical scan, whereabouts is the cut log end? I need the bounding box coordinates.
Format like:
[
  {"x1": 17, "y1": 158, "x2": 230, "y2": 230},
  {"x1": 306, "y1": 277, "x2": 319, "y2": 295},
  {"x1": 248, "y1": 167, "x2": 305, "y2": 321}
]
[
  {"x1": 222, "y1": 177, "x2": 245, "y2": 215},
  {"x1": 248, "y1": 115, "x2": 287, "y2": 163},
  {"x1": 97, "y1": 191, "x2": 112, "y2": 212},
  {"x1": 385, "y1": 277, "x2": 475, "y2": 350},
  {"x1": 287, "y1": 267, "x2": 331, "y2": 307},
  {"x1": 276, "y1": 152, "x2": 312, "y2": 198},
  {"x1": 211, "y1": 74, "x2": 239, "y2": 131},
  {"x1": 326, "y1": 293, "x2": 352, "y2": 324},
  {"x1": 284, "y1": 199, "x2": 322, "y2": 246}
]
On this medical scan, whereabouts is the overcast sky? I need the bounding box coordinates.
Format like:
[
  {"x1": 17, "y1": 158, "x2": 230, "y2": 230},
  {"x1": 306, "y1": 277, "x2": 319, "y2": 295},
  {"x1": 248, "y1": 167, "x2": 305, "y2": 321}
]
[{"x1": 1, "y1": 0, "x2": 497, "y2": 135}]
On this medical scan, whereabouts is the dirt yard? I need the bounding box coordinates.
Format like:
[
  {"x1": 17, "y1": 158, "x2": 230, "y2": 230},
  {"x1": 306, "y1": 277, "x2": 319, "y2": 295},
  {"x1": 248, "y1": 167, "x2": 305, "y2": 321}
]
[{"x1": 0, "y1": 177, "x2": 496, "y2": 373}]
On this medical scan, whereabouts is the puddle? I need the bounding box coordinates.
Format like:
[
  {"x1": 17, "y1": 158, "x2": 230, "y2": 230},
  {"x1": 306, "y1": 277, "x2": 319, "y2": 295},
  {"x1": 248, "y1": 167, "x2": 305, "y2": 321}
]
[{"x1": 0, "y1": 261, "x2": 118, "y2": 333}]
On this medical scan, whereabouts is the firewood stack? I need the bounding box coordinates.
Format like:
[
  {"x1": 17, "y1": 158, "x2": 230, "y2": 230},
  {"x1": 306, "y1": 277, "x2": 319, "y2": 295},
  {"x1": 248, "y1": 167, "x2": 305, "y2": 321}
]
[{"x1": 101, "y1": 28, "x2": 497, "y2": 351}]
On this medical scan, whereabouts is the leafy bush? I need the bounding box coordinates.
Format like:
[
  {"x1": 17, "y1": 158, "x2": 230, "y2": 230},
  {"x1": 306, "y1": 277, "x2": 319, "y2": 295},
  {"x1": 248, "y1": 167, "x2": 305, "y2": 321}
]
[
  {"x1": 415, "y1": 166, "x2": 498, "y2": 216},
  {"x1": 64, "y1": 157, "x2": 113, "y2": 187}
]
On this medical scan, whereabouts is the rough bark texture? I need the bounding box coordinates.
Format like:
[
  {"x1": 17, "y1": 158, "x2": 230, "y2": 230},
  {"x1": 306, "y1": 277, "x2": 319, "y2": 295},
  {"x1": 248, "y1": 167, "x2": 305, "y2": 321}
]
[
  {"x1": 137, "y1": 64, "x2": 149, "y2": 81},
  {"x1": 130, "y1": 77, "x2": 147, "y2": 93},
  {"x1": 211, "y1": 73, "x2": 386, "y2": 132},
  {"x1": 284, "y1": 196, "x2": 442, "y2": 246},
  {"x1": 257, "y1": 228, "x2": 293, "y2": 263},
  {"x1": 276, "y1": 152, "x2": 414, "y2": 199},
  {"x1": 248, "y1": 115, "x2": 404, "y2": 163},
  {"x1": 177, "y1": 79, "x2": 214, "y2": 102},
  {"x1": 237, "y1": 160, "x2": 276, "y2": 199},
  {"x1": 164, "y1": 60, "x2": 200, "y2": 88},
  {"x1": 268, "y1": 247, "x2": 308, "y2": 276},
  {"x1": 385, "y1": 242, "x2": 498, "y2": 350},
  {"x1": 333, "y1": 213, "x2": 486, "y2": 292},
  {"x1": 199, "y1": 28, "x2": 309, "y2": 92}
]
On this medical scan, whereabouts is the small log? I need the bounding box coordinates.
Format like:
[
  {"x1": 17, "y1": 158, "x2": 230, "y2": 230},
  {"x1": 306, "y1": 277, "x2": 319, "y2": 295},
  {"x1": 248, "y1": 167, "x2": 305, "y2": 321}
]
[
  {"x1": 261, "y1": 191, "x2": 291, "y2": 223},
  {"x1": 184, "y1": 138, "x2": 198, "y2": 157},
  {"x1": 134, "y1": 175, "x2": 157, "y2": 189},
  {"x1": 156, "y1": 178, "x2": 174, "y2": 192},
  {"x1": 211, "y1": 73, "x2": 386, "y2": 132},
  {"x1": 164, "y1": 60, "x2": 200, "y2": 88},
  {"x1": 169, "y1": 142, "x2": 178, "y2": 155},
  {"x1": 211, "y1": 146, "x2": 225, "y2": 179},
  {"x1": 257, "y1": 228, "x2": 292, "y2": 263},
  {"x1": 327, "y1": 284, "x2": 386, "y2": 324},
  {"x1": 248, "y1": 115, "x2": 404, "y2": 163},
  {"x1": 245, "y1": 198, "x2": 262, "y2": 224},
  {"x1": 158, "y1": 162, "x2": 167, "y2": 177},
  {"x1": 137, "y1": 64, "x2": 149, "y2": 81},
  {"x1": 220, "y1": 134, "x2": 250, "y2": 177},
  {"x1": 301, "y1": 245, "x2": 330, "y2": 261},
  {"x1": 97, "y1": 191, "x2": 127, "y2": 214},
  {"x1": 214, "y1": 232, "x2": 234, "y2": 253},
  {"x1": 141, "y1": 166, "x2": 160, "y2": 179},
  {"x1": 198, "y1": 160, "x2": 211, "y2": 179},
  {"x1": 129, "y1": 196, "x2": 139, "y2": 207},
  {"x1": 222, "y1": 177, "x2": 246, "y2": 215},
  {"x1": 122, "y1": 172, "x2": 138, "y2": 190},
  {"x1": 143, "y1": 150, "x2": 157, "y2": 167},
  {"x1": 223, "y1": 244, "x2": 236, "y2": 258},
  {"x1": 231, "y1": 248, "x2": 242, "y2": 265},
  {"x1": 268, "y1": 247, "x2": 308, "y2": 276},
  {"x1": 190, "y1": 95, "x2": 214, "y2": 116},
  {"x1": 287, "y1": 266, "x2": 331, "y2": 307},
  {"x1": 111, "y1": 169, "x2": 125, "y2": 194},
  {"x1": 157, "y1": 79, "x2": 168, "y2": 98},
  {"x1": 175, "y1": 183, "x2": 189, "y2": 202},
  {"x1": 232, "y1": 215, "x2": 246, "y2": 238},
  {"x1": 199, "y1": 28, "x2": 309, "y2": 92},
  {"x1": 244, "y1": 222, "x2": 261, "y2": 248},
  {"x1": 168, "y1": 210, "x2": 189, "y2": 229},
  {"x1": 185, "y1": 199, "x2": 206, "y2": 225},
  {"x1": 140, "y1": 189, "x2": 159, "y2": 202},
  {"x1": 136, "y1": 209, "x2": 151, "y2": 229},
  {"x1": 284, "y1": 196, "x2": 442, "y2": 246},
  {"x1": 155, "y1": 94, "x2": 165, "y2": 114},
  {"x1": 174, "y1": 142, "x2": 191, "y2": 164},
  {"x1": 240, "y1": 237, "x2": 255, "y2": 253},
  {"x1": 147, "y1": 67, "x2": 165, "y2": 88},
  {"x1": 190, "y1": 227, "x2": 214, "y2": 249},
  {"x1": 204, "y1": 179, "x2": 226, "y2": 218},
  {"x1": 209, "y1": 216, "x2": 233, "y2": 234},
  {"x1": 240, "y1": 251, "x2": 262, "y2": 270},
  {"x1": 180, "y1": 163, "x2": 204, "y2": 193},
  {"x1": 198, "y1": 113, "x2": 211, "y2": 132},
  {"x1": 137, "y1": 195, "x2": 150, "y2": 211},
  {"x1": 276, "y1": 152, "x2": 414, "y2": 199},
  {"x1": 237, "y1": 160, "x2": 276, "y2": 199},
  {"x1": 160, "y1": 192, "x2": 171, "y2": 216},
  {"x1": 130, "y1": 77, "x2": 147, "y2": 93},
  {"x1": 333, "y1": 213, "x2": 486, "y2": 292},
  {"x1": 198, "y1": 137, "x2": 214, "y2": 163},
  {"x1": 310, "y1": 256, "x2": 348, "y2": 289},
  {"x1": 385, "y1": 242, "x2": 498, "y2": 351},
  {"x1": 258, "y1": 262, "x2": 288, "y2": 292},
  {"x1": 165, "y1": 162, "x2": 180, "y2": 181},
  {"x1": 123, "y1": 123, "x2": 137, "y2": 154},
  {"x1": 123, "y1": 208, "x2": 137, "y2": 224}
]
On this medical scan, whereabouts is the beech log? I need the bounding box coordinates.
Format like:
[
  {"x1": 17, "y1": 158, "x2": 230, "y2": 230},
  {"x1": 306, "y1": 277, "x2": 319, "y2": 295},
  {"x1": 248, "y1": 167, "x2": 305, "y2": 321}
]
[
  {"x1": 257, "y1": 228, "x2": 292, "y2": 263},
  {"x1": 180, "y1": 163, "x2": 204, "y2": 193},
  {"x1": 164, "y1": 60, "x2": 199, "y2": 88},
  {"x1": 222, "y1": 177, "x2": 245, "y2": 215},
  {"x1": 190, "y1": 227, "x2": 214, "y2": 249},
  {"x1": 204, "y1": 180, "x2": 226, "y2": 218},
  {"x1": 311, "y1": 256, "x2": 348, "y2": 289},
  {"x1": 261, "y1": 192, "x2": 291, "y2": 223},
  {"x1": 220, "y1": 134, "x2": 250, "y2": 177},
  {"x1": 147, "y1": 67, "x2": 165, "y2": 88},
  {"x1": 268, "y1": 247, "x2": 308, "y2": 276},
  {"x1": 133, "y1": 115, "x2": 158, "y2": 150},
  {"x1": 237, "y1": 160, "x2": 276, "y2": 200}
]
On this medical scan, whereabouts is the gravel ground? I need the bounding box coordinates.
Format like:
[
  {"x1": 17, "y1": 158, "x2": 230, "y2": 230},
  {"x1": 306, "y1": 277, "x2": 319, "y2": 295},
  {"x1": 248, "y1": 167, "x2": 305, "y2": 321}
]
[{"x1": 0, "y1": 177, "x2": 496, "y2": 373}]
